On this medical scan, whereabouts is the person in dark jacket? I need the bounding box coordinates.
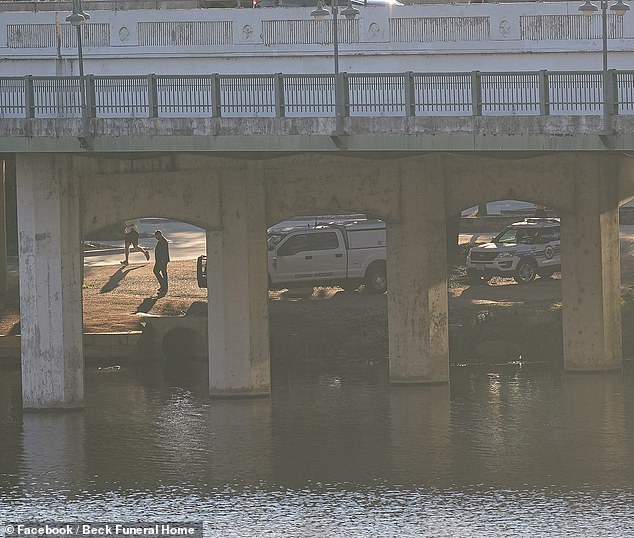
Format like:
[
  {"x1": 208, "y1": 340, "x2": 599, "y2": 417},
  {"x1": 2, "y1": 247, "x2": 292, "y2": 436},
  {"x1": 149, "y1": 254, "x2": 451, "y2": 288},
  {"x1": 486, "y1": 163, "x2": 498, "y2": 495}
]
[{"x1": 153, "y1": 230, "x2": 170, "y2": 297}]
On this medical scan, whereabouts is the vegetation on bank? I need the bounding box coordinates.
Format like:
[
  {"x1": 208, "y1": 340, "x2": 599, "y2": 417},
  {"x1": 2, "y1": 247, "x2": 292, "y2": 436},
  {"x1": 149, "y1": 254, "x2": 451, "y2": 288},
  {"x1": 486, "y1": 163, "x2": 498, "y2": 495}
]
[{"x1": 269, "y1": 291, "x2": 566, "y2": 370}]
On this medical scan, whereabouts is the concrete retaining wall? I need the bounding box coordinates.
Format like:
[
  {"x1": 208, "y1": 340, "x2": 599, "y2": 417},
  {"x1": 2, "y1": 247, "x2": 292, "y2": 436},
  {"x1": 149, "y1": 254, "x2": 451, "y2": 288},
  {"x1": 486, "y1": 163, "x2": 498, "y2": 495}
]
[
  {"x1": 0, "y1": 332, "x2": 143, "y2": 365},
  {"x1": 0, "y1": 315, "x2": 208, "y2": 366}
]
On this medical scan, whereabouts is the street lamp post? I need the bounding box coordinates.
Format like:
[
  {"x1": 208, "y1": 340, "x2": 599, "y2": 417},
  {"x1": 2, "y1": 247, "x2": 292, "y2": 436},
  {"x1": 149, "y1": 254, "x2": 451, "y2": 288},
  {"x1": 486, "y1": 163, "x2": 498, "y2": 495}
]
[
  {"x1": 578, "y1": 0, "x2": 629, "y2": 133},
  {"x1": 312, "y1": 0, "x2": 359, "y2": 136},
  {"x1": 65, "y1": 0, "x2": 90, "y2": 147}
]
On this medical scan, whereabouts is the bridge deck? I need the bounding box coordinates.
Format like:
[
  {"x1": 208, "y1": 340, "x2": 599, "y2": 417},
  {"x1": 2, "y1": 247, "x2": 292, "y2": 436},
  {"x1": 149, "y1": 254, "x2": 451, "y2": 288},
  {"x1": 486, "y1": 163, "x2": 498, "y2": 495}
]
[{"x1": 2, "y1": 70, "x2": 634, "y2": 152}]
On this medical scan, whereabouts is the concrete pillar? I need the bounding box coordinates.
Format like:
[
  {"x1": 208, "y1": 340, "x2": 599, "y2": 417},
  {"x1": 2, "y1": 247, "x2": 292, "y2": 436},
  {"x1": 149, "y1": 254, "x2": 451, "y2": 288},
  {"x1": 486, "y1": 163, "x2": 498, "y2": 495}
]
[
  {"x1": 16, "y1": 154, "x2": 84, "y2": 409},
  {"x1": 207, "y1": 176, "x2": 271, "y2": 397},
  {"x1": 0, "y1": 160, "x2": 7, "y2": 295},
  {"x1": 561, "y1": 162, "x2": 622, "y2": 371},
  {"x1": 387, "y1": 173, "x2": 449, "y2": 384}
]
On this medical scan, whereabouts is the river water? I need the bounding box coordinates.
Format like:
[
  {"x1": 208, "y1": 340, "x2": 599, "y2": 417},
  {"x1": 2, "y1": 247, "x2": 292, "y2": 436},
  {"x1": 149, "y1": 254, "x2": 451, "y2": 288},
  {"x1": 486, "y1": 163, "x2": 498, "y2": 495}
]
[{"x1": 1, "y1": 360, "x2": 634, "y2": 537}]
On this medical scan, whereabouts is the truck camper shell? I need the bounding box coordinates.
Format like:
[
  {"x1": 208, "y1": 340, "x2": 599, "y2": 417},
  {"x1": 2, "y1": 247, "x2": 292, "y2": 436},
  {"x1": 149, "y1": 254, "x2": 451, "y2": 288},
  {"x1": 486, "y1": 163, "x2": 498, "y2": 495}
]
[
  {"x1": 267, "y1": 213, "x2": 368, "y2": 233},
  {"x1": 336, "y1": 219, "x2": 386, "y2": 249}
]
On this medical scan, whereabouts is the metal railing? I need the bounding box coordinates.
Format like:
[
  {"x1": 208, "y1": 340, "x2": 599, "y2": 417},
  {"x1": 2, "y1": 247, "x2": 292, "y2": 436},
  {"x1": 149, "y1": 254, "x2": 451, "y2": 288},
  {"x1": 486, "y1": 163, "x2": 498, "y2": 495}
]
[{"x1": 1, "y1": 70, "x2": 633, "y2": 119}]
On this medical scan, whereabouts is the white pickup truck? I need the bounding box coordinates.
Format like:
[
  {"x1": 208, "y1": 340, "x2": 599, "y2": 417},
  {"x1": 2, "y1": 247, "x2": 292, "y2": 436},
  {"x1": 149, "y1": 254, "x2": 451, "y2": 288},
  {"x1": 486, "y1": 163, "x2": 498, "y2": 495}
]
[{"x1": 197, "y1": 218, "x2": 387, "y2": 293}]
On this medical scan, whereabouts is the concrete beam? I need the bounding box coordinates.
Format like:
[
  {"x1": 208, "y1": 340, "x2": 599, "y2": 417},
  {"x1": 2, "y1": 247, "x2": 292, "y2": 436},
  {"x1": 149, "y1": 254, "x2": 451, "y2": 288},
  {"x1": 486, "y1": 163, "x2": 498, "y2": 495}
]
[
  {"x1": 444, "y1": 153, "x2": 580, "y2": 216},
  {"x1": 3, "y1": 116, "x2": 634, "y2": 154},
  {"x1": 80, "y1": 156, "x2": 223, "y2": 235},
  {"x1": 263, "y1": 154, "x2": 401, "y2": 225}
]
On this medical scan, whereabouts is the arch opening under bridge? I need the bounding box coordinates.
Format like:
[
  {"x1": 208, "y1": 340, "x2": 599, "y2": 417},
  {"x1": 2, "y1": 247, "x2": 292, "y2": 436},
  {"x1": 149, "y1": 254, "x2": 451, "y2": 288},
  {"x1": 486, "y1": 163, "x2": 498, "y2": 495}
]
[{"x1": 449, "y1": 199, "x2": 564, "y2": 365}]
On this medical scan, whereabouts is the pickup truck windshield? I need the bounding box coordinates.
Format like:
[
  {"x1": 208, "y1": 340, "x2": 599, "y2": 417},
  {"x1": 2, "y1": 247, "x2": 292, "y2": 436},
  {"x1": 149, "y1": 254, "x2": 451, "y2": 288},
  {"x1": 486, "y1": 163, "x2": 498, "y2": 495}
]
[{"x1": 267, "y1": 233, "x2": 286, "y2": 251}]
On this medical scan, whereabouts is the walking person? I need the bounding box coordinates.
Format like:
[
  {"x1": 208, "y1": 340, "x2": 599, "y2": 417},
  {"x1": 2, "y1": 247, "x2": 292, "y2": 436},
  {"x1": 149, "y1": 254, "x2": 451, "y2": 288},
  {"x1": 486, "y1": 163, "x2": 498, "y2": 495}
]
[
  {"x1": 121, "y1": 218, "x2": 150, "y2": 265},
  {"x1": 153, "y1": 230, "x2": 170, "y2": 297}
]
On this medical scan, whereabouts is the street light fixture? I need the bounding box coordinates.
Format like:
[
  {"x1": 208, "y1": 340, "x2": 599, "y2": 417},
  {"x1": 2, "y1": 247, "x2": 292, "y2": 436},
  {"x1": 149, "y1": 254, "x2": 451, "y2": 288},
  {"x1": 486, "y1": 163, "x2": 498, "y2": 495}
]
[
  {"x1": 578, "y1": 0, "x2": 629, "y2": 133},
  {"x1": 65, "y1": 0, "x2": 91, "y2": 148},
  {"x1": 311, "y1": 0, "x2": 359, "y2": 136}
]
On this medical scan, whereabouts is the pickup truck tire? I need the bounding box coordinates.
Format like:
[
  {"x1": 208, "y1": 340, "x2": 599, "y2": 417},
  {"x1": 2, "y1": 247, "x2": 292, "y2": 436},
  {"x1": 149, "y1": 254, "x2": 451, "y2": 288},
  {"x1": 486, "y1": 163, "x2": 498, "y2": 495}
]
[
  {"x1": 514, "y1": 259, "x2": 537, "y2": 284},
  {"x1": 365, "y1": 263, "x2": 387, "y2": 294}
]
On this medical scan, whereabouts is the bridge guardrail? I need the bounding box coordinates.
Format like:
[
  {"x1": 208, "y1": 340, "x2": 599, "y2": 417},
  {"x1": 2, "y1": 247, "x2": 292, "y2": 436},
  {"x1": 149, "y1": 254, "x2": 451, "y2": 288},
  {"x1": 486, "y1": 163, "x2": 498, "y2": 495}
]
[{"x1": 1, "y1": 70, "x2": 633, "y2": 119}]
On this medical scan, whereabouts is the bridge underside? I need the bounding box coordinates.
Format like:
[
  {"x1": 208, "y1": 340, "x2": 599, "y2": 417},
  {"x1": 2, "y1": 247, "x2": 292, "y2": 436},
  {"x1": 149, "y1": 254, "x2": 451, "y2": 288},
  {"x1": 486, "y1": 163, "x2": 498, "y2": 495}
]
[{"x1": 11, "y1": 150, "x2": 634, "y2": 409}]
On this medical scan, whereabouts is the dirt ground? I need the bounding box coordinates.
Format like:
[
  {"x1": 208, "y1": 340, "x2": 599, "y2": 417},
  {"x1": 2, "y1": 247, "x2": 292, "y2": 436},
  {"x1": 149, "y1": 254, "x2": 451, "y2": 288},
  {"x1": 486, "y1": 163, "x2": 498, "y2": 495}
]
[
  {"x1": 0, "y1": 233, "x2": 633, "y2": 336},
  {"x1": 0, "y1": 259, "x2": 207, "y2": 335}
]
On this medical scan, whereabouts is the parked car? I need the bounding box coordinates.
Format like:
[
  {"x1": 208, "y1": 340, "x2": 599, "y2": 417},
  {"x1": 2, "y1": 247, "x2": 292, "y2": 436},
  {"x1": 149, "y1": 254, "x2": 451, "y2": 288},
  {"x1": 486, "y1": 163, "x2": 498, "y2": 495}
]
[
  {"x1": 197, "y1": 216, "x2": 387, "y2": 293},
  {"x1": 465, "y1": 218, "x2": 561, "y2": 284},
  {"x1": 268, "y1": 218, "x2": 386, "y2": 292}
]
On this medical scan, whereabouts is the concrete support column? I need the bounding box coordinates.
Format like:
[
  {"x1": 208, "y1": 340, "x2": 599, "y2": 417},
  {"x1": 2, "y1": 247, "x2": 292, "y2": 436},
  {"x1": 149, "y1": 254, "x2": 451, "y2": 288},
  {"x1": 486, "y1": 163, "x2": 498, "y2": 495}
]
[
  {"x1": 561, "y1": 163, "x2": 622, "y2": 371},
  {"x1": 16, "y1": 154, "x2": 84, "y2": 409},
  {"x1": 0, "y1": 161, "x2": 7, "y2": 295},
  {"x1": 387, "y1": 173, "x2": 449, "y2": 384},
  {"x1": 207, "y1": 176, "x2": 271, "y2": 397}
]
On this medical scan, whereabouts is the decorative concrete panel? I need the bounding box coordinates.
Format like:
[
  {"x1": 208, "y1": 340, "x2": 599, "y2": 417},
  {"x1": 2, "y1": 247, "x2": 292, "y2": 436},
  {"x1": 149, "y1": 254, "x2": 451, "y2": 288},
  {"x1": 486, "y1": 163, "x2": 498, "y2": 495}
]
[
  {"x1": 262, "y1": 19, "x2": 359, "y2": 45},
  {"x1": 137, "y1": 20, "x2": 232, "y2": 46},
  {"x1": 2, "y1": 5, "x2": 634, "y2": 79},
  {"x1": 389, "y1": 17, "x2": 489, "y2": 43},
  {"x1": 7, "y1": 22, "x2": 110, "y2": 48},
  {"x1": 520, "y1": 14, "x2": 623, "y2": 41}
]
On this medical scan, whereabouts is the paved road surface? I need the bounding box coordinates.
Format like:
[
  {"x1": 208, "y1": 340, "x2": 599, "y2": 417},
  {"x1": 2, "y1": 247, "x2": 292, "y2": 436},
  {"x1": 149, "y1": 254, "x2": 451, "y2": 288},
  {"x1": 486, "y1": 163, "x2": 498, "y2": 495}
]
[{"x1": 84, "y1": 219, "x2": 206, "y2": 267}]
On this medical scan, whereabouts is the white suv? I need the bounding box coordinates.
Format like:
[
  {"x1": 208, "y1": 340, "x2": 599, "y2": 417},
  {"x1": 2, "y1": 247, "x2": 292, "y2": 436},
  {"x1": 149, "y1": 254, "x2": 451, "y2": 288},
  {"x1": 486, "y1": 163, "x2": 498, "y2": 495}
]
[{"x1": 466, "y1": 218, "x2": 561, "y2": 284}]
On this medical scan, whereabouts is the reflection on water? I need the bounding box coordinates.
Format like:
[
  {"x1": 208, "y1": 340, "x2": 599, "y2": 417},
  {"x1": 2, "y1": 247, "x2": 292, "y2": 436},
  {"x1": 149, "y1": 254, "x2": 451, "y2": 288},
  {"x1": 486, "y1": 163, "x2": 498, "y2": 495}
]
[{"x1": 1, "y1": 362, "x2": 634, "y2": 536}]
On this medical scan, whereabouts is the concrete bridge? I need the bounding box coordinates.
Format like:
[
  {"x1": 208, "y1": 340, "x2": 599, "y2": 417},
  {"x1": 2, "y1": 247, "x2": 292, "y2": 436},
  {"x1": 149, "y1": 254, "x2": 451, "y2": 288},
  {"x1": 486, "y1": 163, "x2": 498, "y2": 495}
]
[
  {"x1": 6, "y1": 148, "x2": 634, "y2": 409},
  {"x1": 2, "y1": 1, "x2": 634, "y2": 409}
]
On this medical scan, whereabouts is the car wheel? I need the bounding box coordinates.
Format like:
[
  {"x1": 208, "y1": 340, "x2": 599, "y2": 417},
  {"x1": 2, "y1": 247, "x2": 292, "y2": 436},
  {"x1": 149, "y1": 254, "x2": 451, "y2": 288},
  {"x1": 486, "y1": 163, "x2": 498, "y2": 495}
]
[
  {"x1": 514, "y1": 260, "x2": 537, "y2": 284},
  {"x1": 365, "y1": 264, "x2": 387, "y2": 294}
]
